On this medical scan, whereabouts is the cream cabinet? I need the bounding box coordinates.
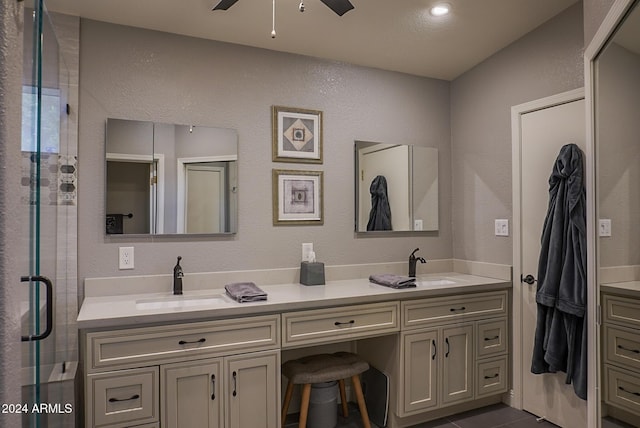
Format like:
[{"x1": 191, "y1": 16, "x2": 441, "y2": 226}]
[
  {"x1": 602, "y1": 292, "x2": 640, "y2": 419},
  {"x1": 161, "y1": 350, "x2": 279, "y2": 428},
  {"x1": 398, "y1": 290, "x2": 509, "y2": 418},
  {"x1": 83, "y1": 314, "x2": 280, "y2": 428}
]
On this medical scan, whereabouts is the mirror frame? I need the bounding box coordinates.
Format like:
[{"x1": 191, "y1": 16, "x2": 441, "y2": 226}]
[{"x1": 585, "y1": 1, "x2": 638, "y2": 426}]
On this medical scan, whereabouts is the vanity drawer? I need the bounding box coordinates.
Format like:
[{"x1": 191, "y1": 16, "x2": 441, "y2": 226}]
[
  {"x1": 402, "y1": 291, "x2": 508, "y2": 330},
  {"x1": 282, "y1": 302, "x2": 399, "y2": 348},
  {"x1": 86, "y1": 367, "x2": 159, "y2": 428},
  {"x1": 605, "y1": 364, "x2": 640, "y2": 416},
  {"x1": 604, "y1": 325, "x2": 640, "y2": 371},
  {"x1": 603, "y1": 294, "x2": 640, "y2": 329},
  {"x1": 476, "y1": 319, "x2": 508, "y2": 358},
  {"x1": 475, "y1": 355, "x2": 508, "y2": 398},
  {"x1": 86, "y1": 314, "x2": 279, "y2": 371}
]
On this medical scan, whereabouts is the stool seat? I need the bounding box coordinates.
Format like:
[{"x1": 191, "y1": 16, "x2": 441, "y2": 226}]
[
  {"x1": 281, "y1": 352, "x2": 371, "y2": 428},
  {"x1": 282, "y1": 352, "x2": 369, "y2": 384}
]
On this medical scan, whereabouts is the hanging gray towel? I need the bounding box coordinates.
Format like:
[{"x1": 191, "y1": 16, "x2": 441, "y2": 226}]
[
  {"x1": 369, "y1": 274, "x2": 416, "y2": 289},
  {"x1": 224, "y1": 282, "x2": 267, "y2": 303},
  {"x1": 367, "y1": 175, "x2": 392, "y2": 231},
  {"x1": 530, "y1": 143, "x2": 587, "y2": 400}
]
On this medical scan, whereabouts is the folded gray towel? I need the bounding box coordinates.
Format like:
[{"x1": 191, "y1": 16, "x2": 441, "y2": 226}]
[
  {"x1": 224, "y1": 282, "x2": 267, "y2": 303},
  {"x1": 369, "y1": 274, "x2": 416, "y2": 289}
]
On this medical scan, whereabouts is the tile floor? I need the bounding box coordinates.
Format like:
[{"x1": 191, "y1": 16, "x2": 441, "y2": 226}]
[
  {"x1": 285, "y1": 403, "x2": 560, "y2": 428},
  {"x1": 285, "y1": 402, "x2": 636, "y2": 428}
]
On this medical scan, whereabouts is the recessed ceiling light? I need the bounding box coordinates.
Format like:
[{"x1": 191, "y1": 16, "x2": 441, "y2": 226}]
[{"x1": 430, "y1": 3, "x2": 450, "y2": 17}]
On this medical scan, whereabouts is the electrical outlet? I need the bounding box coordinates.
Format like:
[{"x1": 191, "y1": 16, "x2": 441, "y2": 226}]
[
  {"x1": 302, "y1": 243, "x2": 313, "y2": 262},
  {"x1": 119, "y1": 247, "x2": 134, "y2": 270},
  {"x1": 414, "y1": 219, "x2": 423, "y2": 230},
  {"x1": 599, "y1": 219, "x2": 612, "y2": 237},
  {"x1": 495, "y1": 219, "x2": 509, "y2": 237}
]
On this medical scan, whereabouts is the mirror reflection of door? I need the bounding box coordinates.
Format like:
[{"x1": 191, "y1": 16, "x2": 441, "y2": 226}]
[
  {"x1": 184, "y1": 163, "x2": 226, "y2": 234},
  {"x1": 177, "y1": 158, "x2": 233, "y2": 234},
  {"x1": 358, "y1": 144, "x2": 411, "y2": 232}
]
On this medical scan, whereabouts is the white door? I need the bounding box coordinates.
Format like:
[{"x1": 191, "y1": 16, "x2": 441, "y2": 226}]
[
  {"x1": 516, "y1": 92, "x2": 587, "y2": 427},
  {"x1": 185, "y1": 164, "x2": 225, "y2": 233}
]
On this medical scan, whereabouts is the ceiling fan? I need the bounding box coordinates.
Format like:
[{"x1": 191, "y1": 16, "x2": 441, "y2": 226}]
[{"x1": 212, "y1": 0, "x2": 355, "y2": 17}]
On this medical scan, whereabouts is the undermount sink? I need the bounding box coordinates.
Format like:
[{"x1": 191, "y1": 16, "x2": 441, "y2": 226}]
[
  {"x1": 417, "y1": 277, "x2": 457, "y2": 287},
  {"x1": 136, "y1": 295, "x2": 225, "y2": 310}
]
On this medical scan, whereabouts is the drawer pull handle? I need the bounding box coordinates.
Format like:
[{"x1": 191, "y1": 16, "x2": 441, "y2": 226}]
[
  {"x1": 617, "y1": 344, "x2": 640, "y2": 354},
  {"x1": 618, "y1": 386, "x2": 640, "y2": 397},
  {"x1": 334, "y1": 320, "x2": 355, "y2": 326},
  {"x1": 450, "y1": 306, "x2": 466, "y2": 312},
  {"x1": 232, "y1": 371, "x2": 237, "y2": 397},
  {"x1": 484, "y1": 335, "x2": 500, "y2": 341},
  {"x1": 484, "y1": 373, "x2": 499, "y2": 379},
  {"x1": 432, "y1": 339, "x2": 437, "y2": 360},
  {"x1": 445, "y1": 337, "x2": 450, "y2": 358},
  {"x1": 211, "y1": 374, "x2": 216, "y2": 400},
  {"x1": 179, "y1": 338, "x2": 206, "y2": 345},
  {"x1": 108, "y1": 394, "x2": 140, "y2": 403}
]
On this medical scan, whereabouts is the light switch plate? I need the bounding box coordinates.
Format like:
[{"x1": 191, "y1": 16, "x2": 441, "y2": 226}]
[
  {"x1": 119, "y1": 247, "x2": 134, "y2": 270},
  {"x1": 599, "y1": 219, "x2": 612, "y2": 237},
  {"x1": 495, "y1": 219, "x2": 509, "y2": 237}
]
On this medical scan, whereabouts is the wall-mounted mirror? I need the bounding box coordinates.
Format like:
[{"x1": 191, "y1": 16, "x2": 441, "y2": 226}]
[
  {"x1": 355, "y1": 141, "x2": 438, "y2": 232},
  {"x1": 592, "y1": 0, "x2": 640, "y2": 427},
  {"x1": 106, "y1": 118, "x2": 238, "y2": 235}
]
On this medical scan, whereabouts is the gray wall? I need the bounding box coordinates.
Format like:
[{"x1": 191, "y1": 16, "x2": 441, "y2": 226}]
[
  {"x1": 0, "y1": 1, "x2": 24, "y2": 427},
  {"x1": 584, "y1": 0, "x2": 617, "y2": 46},
  {"x1": 450, "y1": 3, "x2": 585, "y2": 264},
  {"x1": 78, "y1": 20, "x2": 452, "y2": 289},
  {"x1": 597, "y1": 43, "x2": 640, "y2": 267}
]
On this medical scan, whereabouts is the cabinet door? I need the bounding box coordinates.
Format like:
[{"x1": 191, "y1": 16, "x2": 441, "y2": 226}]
[
  {"x1": 400, "y1": 329, "x2": 439, "y2": 416},
  {"x1": 441, "y1": 324, "x2": 474, "y2": 407},
  {"x1": 162, "y1": 358, "x2": 223, "y2": 428},
  {"x1": 225, "y1": 350, "x2": 280, "y2": 428}
]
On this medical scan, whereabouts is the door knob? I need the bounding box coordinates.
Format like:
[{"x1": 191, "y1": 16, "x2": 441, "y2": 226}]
[{"x1": 521, "y1": 274, "x2": 536, "y2": 285}]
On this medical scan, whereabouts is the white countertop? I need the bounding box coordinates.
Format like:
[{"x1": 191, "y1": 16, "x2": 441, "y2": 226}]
[
  {"x1": 78, "y1": 272, "x2": 511, "y2": 330},
  {"x1": 601, "y1": 280, "x2": 640, "y2": 298}
]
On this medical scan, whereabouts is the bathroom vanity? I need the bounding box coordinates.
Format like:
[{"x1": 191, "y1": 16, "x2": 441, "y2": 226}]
[
  {"x1": 601, "y1": 283, "x2": 640, "y2": 426},
  {"x1": 79, "y1": 271, "x2": 510, "y2": 428}
]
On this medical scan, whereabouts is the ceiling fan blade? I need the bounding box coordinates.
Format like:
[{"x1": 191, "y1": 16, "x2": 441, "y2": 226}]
[
  {"x1": 212, "y1": 0, "x2": 240, "y2": 11},
  {"x1": 319, "y1": 0, "x2": 355, "y2": 16}
]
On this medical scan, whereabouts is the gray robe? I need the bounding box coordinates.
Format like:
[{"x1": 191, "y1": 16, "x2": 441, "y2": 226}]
[
  {"x1": 531, "y1": 143, "x2": 587, "y2": 400},
  {"x1": 367, "y1": 175, "x2": 392, "y2": 231}
]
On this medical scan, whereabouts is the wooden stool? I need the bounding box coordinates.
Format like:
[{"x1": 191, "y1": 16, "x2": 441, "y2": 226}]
[{"x1": 281, "y1": 352, "x2": 371, "y2": 428}]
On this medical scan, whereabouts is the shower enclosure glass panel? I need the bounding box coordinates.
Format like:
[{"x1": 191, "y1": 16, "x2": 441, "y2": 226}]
[{"x1": 21, "y1": 1, "x2": 72, "y2": 427}]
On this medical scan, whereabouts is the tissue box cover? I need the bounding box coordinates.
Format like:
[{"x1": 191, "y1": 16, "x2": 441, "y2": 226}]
[{"x1": 300, "y1": 261, "x2": 325, "y2": 285}]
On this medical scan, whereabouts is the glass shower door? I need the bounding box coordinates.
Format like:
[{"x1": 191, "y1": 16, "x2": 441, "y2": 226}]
[{"x1": 21, "y1": 1, "x2": 71, "y2": 427}]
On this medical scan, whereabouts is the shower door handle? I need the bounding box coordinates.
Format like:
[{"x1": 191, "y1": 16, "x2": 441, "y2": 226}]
[{"x1": 21, "y1": 275, "x2": 53, "y2": 342}]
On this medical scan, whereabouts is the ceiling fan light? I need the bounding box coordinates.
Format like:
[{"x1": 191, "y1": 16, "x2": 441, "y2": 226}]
[{"x1": 430, "y1": 3, "x2": 450, "y2": 17}]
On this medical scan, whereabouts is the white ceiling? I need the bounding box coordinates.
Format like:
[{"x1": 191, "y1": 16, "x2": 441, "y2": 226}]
[{"x1": 45, "y1": 0, "x2": 578, "y2": 80}]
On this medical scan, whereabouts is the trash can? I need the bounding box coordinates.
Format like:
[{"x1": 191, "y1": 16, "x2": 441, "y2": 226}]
[{"x1": 307, "y1": 381, "x2": 338, "y2": 428}]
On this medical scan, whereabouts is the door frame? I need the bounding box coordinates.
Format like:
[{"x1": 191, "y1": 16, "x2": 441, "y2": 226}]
[{"x1": 510, "y1": 87, "x2": 585, "y2": 412}]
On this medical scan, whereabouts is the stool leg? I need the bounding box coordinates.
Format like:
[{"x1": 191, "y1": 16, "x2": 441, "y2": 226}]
[
  {"x1": 338, "y1": 379, "x2": 348, "y2": 417},
  {"x1": 281, "y1": 381, "x2": 294, "y2": 428},
  {"x1": 298, "y1": 383, "x2": 312, "y2": 428},
  {"x1": 351, "y1": 375, "x2": 371, "y2": 428}
]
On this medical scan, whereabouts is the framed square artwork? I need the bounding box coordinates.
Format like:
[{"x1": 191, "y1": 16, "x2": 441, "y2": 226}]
[
  {"x1": 272, "y1": 169, "x2": 323, "y2": 225},
  {"x1": 272, "y1": 106, "x2": 323, "y2": 163}
]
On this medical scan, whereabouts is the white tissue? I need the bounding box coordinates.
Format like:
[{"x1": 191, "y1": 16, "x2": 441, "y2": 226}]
[{"x1": 309, "y1": 251, "x2": 316, "y2": 263}]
